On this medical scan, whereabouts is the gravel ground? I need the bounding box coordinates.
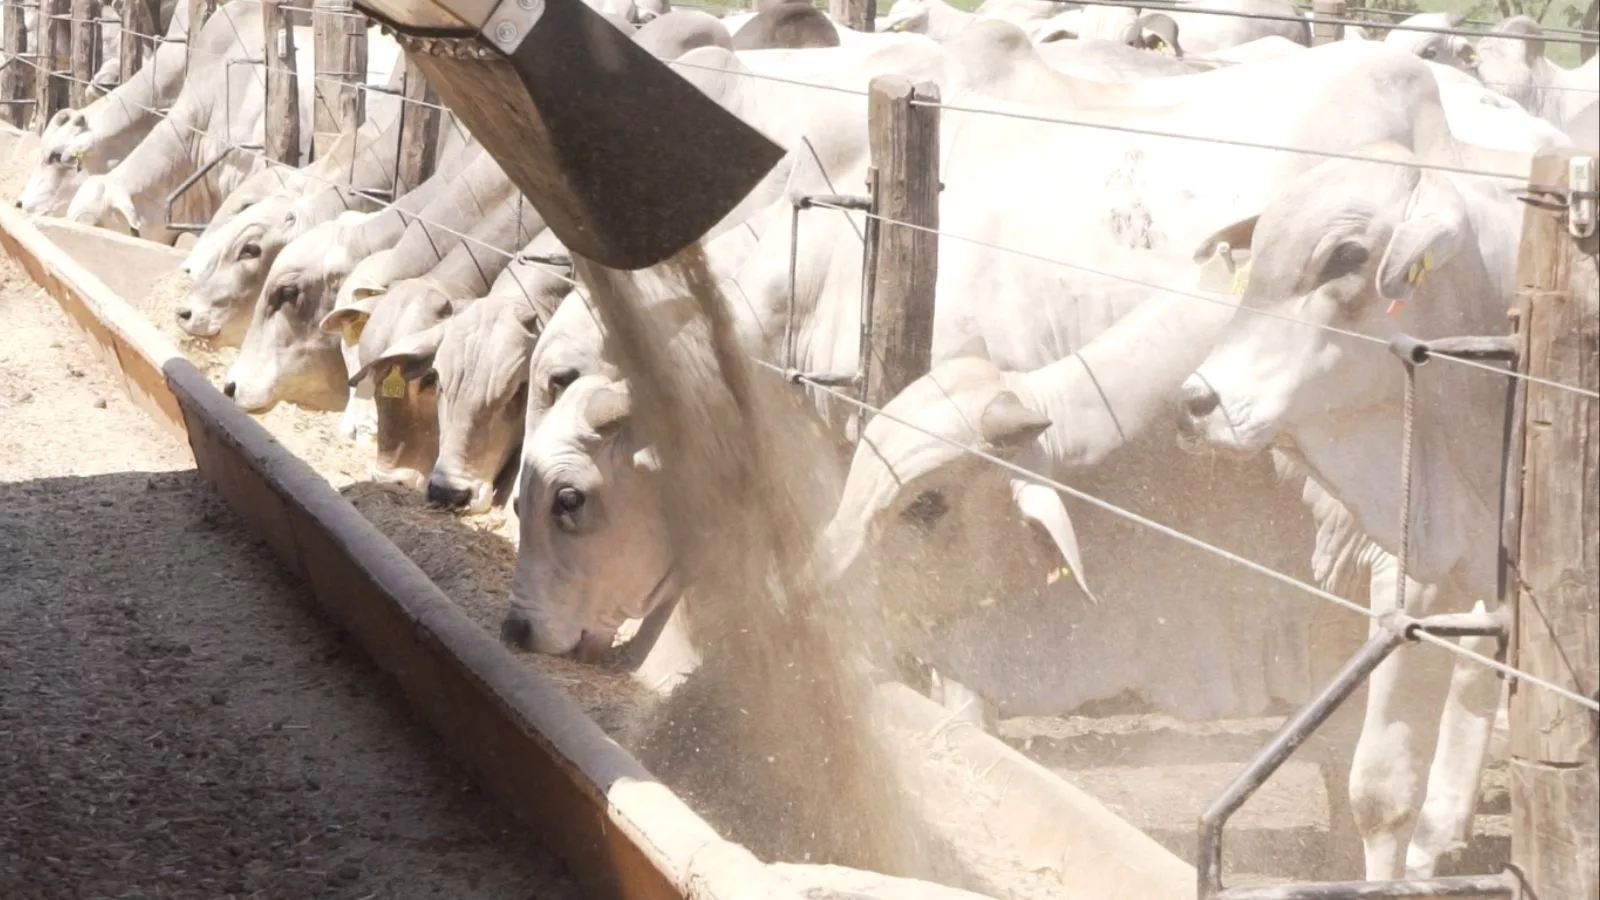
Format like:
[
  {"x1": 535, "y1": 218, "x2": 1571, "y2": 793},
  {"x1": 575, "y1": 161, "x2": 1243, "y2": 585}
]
[{"x1": 0, "y1": 261, "x2": 583, "y2": 899}]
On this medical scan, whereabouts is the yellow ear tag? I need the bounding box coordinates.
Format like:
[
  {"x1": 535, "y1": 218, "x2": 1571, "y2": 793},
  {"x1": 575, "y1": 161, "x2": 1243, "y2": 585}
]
[
  {"x1": 380, "y1": 366, "x2": 406, "y2": 399},
  {"x1": 341, "y1": 317, "x2": 366, "y2": 346},
  {"x1": 1230, "y1": 260, "x2": 1252, "y2": 296}
]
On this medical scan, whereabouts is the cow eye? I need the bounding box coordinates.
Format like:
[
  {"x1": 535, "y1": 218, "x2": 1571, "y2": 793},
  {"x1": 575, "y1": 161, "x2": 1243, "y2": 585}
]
[
  {"x1": 419, "y1": 369, "x2": 439, "y2": 390},
  {"x1": 549, "y1": 367, "x2": 579, "y2": 393},
  {"x1": 269, "y1": 284, "x2": 299, "y2": 310},
  {"x1": 238, "y1": 242, "x2": 261, "y2": 261},
  {"x1": 46, "y1": 150, "x2": 61, "y2": 164},
  {"x1": 1420, "y1": 46, "x2": 1437, "y2": 59},
  {"x1": 551, "y1": 486, "x2": 586, "y2": 530},
  {"x1": 902, "y1": 489, "x2": 948, "y2": 526},
  {"x1": 1319, "y1": 242, "x2": 1369, "y2": 282}
]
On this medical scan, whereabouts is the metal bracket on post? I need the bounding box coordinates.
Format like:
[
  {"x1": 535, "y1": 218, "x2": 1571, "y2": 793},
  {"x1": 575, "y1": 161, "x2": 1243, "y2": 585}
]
[
  {"x1": 1199, "y1": 329, "x2": 1526, "y2": 900},
  {"x1": 1197, "y1": 609, "x2": 1514, "y2": 900},
  {"x1": 779, "y1": 192, "x2": 873, "y2": 390},
  {"x1": 164, "y1": 146, "x2": 259, "y2": 233},
  {"x1": 1568, "y1": 155, "x2": 1595, "y2": 239},
  {"x1": 1516, "y1": 155, "x2": 1597, "y2": 240}
]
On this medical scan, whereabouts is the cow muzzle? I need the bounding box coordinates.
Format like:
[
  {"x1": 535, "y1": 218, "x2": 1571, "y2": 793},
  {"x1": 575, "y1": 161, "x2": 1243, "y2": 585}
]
[{"x1": 1176, "y1": 377, "x2": 1221, "y2": 450}]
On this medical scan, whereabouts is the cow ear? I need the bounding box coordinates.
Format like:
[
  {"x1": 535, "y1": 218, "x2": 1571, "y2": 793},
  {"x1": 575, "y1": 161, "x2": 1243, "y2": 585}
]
[
  {"x1": 1136, "y1": 13, "x2": 1180, "y2": 55},
  {"x1": 1192, "y1": 215, "x2": 1257, "y2": 265},
  {"x1": 979, "y1": 391, "x2": 1051, "y2": 451},
  {"x1": 1375, "y1": 175, "x2": 1467, "y2": 307},
  {"x1": 583, "y1": 383, "x2": 633, "y2": 437},
  {"x1": 318, "y1": 305, "x2": 369, "y2": 337},
  {"x1": 1012, "y1": 477, "x2": 1097, "y2": 604},
  {"x1": 355, "y1": 323, "x2": 446, "y2": 386}
]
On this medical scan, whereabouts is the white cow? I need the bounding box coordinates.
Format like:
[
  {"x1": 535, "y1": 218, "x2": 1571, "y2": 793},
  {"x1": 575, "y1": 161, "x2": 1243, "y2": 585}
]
[
  {"x1": 1175, "y1": 140, "x2": 1533, "y2": 879},
  {"x1": 16, "y1": 0, "x2": 191, "y2": 216},
  {"x1": 66, "y1": 2, "x2": 401, "y2": 243},
  {"x1": 223, "y1": 144, "x2": 482, "y2": 416},
  {"x1": 1382, "y1": 12, "x2": 1480, "y2": 74},
  {"x1": 346, "y1": 230, "x2": 575, "y2": 515},
  {"x1": 1474, "y1": 15, "x2": 1599, "y2": 136},
  {"x1": 173, "y1": 73, "x2": 428, "y2": 345}
]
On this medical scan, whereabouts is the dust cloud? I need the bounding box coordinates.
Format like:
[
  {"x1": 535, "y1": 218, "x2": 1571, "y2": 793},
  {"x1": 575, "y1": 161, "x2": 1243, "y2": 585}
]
[{"x1": 574, "y1": 248, "x2": 940, "y2": 878}]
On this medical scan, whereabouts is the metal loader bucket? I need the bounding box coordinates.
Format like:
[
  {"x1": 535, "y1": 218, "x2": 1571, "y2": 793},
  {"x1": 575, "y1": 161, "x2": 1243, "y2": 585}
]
[{"x1": 352, "y1": 0, "x2": 786, "y2": 271}]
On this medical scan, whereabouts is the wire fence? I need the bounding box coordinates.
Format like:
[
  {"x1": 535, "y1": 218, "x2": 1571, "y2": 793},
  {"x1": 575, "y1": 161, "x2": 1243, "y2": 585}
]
[{"x1": 4, "y1": 0, "x2": 1597, "y2": 720}]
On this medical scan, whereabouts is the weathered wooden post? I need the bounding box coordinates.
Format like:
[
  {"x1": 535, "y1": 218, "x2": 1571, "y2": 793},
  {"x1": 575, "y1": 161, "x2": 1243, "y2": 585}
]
[
  {"x1": 830, "y1": 0, "x2": 875, "y2": 36},
  {"x1": 119, "y1": 0, "x2": 153, "y2": 86},
  {"x1": 262, "y1": 0, "x2": 299, "y2": 165},
  {"x1": 68, "y1": 0, "x2": 100, "y2": 107},
  {"x1": 185, "y1": 0, "x2": 215, "y2": 72},
  {"x1": 312, "y1": 0, "x2": 367, "y2": 159},
  {"x1": 862, "y1": 74, "x2": 939, "y2": 410},
  {"x1": 1582, "y1": 0, "x2": 1598, "y2": 64},
  {"x1": 33, "y1": 0, "x2": 71, "y2": 129},
  {"x1": 1311, "y1": 0, "x2": 1345, "y2": 46},
  {"x1": 393, "y1": 62, "x2": 440, "y2": 194},
  {"x1": 1506, "y1": 149, "x2": 1599, "y2": 900},
  {"x1": 1, "y1": 0, "x2": 34, "y2": 127}
]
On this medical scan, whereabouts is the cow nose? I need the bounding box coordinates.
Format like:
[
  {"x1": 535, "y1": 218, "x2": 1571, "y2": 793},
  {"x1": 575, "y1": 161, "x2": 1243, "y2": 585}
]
[
  {"x1": 222, "y1": 381, "x2": 237, "y2": 399},
  {"x1": 499, "y1": 614, "x2": 533, "y2": 650},
  {"x1": 175, "y1": 308, "x2": 192, "y2": 323},
  {"x1": 1182, "y1": 380, "x2": 1220, "y2": 421},
  {"x1": 12, "y1": 200, "x2": 20, "y2": 209},
  {"x1": 425, "y1": 478, "x2": 472, "y2": 509}
]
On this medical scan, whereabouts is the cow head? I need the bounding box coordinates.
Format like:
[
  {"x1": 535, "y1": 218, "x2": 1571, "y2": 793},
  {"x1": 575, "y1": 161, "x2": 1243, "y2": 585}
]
[
  {"x1": 178, "y1": 196, "x2": 300, "y2": 345},
  {"x1": 813, "y1": 352, "x2": 1094, "y2": 642},
  {"x1": 1177, "y1": 144, "x2": 1490, "y2": 458},
  {"x1": 332, "y1": 279, "x2": 458, "y2": 491},
  {"x1": 1384, "y1": 13, "x2": 1478, "y2": 74},
  {"x1": 224, "y1": 216, "x2": 364, "y2": 414},
  {"x1": 18, "y1": 109, "x2": 95, "y2": 216},
  {"x1": 502, "y1": 375, "x2": 677, "y2": 659},
  {"x1": 358, "y1": 293, "x2": 544, "y2": 514},
  {"x1": 66, "y1": 174, "x2": 142, "y2": 237}
]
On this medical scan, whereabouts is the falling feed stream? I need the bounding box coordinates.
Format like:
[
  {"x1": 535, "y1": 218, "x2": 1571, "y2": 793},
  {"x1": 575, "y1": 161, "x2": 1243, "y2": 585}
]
[{"x1": 572, "y1": 248, "x2": 950, "y2": 880}]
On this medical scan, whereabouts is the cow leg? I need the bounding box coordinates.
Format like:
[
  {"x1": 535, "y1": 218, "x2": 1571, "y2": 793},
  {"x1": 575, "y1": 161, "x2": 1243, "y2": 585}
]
[
  {"x1": 1404, "y1": 597, "x2": 1501, "y2": 877},
  {"x1": 1348, "y1": 553, "x2": 1441, "y2": 880}
]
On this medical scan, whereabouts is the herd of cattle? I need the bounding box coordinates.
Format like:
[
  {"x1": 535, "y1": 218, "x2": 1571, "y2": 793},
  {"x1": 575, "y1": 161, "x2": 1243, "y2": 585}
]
[{"x1": 10, "y1": 0, "x2": 1597, "y2": 884}]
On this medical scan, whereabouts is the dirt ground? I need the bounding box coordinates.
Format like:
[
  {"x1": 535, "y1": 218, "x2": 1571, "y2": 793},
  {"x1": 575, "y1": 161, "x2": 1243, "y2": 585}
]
[{"x1": 0, "y1": 260, "x2": 582, "y2": 898}]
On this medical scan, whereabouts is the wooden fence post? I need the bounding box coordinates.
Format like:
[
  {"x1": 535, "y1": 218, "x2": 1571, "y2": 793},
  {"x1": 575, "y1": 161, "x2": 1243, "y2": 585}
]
[
  {"x1": 1581, "y1": 0, "x2": 1598, "y2": 64},
  {"x1": 1507, "y1": 149, "x2": 1599, "y2": 900},
  {"x1": 33, "y1": 0, "x2": 71, "y2": 129},
  {"x1": 68, "y1": 0, "x2": 100, "y2": 106},
  {"x1": 862, "y1": 75, "x2": 939, "y2": 411},
  {"x1": 829, "y1": 0, "x2": 875, "y2": 34},
  {"x1": 312, "y1": 0, "x2": 366, "y2": 160},
  {"x1": 393, "y1": 62, "x2": 440, "y2": 194},
  {"x1": 1, "y1": 0, "x2": 33, "y2": 127},
  {"x1": 262, "y1": 0, "x2": 299, "y2": 165},
  {"x1": 1311, "y1": 0, "x2": 1344, "y2": 46},
  {"x1": 119, "y1": 0, "x2": 153, "y2": 86},
  {"x1": 185, "y1": 0, "x2": 215, "y2": 72}
]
